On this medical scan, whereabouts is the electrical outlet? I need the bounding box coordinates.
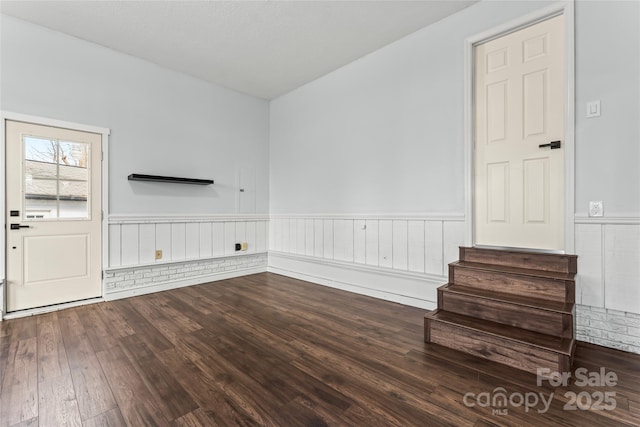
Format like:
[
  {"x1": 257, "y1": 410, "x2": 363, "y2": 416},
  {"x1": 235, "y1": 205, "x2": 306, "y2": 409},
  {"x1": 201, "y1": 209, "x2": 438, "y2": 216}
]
[
  {"x1": 235, "y1": 243, "x2": 242, "y2": 251},
  {"x1": 241, "y1": 242, "x2": 248, "y2": 251},
  {"x1": 155, "y1": 250, "x2": 163, "y2": 260},
  {"x1": 589, "y1": 201, "x2": 604, "y2": 217}
]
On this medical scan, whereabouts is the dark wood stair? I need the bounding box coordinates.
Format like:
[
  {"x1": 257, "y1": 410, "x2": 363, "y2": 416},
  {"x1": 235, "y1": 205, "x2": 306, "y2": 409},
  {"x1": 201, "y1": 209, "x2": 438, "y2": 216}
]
[{"x1": 425, "y1": 247, "x2": 577, "y2": 375}]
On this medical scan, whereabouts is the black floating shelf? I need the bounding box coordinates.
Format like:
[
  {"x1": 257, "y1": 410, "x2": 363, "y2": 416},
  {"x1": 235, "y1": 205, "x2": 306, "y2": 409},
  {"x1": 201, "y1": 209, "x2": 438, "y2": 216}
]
[{"x1": 128, "y1": 174, "x2": 214, "y2": 185}]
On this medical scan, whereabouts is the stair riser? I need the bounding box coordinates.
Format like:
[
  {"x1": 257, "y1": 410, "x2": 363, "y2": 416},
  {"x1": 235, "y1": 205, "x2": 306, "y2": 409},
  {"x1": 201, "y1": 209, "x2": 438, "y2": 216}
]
[
  {"x1": 438, "y1": 290, "x2": 573, "y2": 338},
  {"x1": 450, "y1": 265, "x2": 574, "y2": 303},
  {"x1": 460, "y1": 247, "x2": 577, "y2": 274},
  {"x1": 425, "y1": 319, "x2": 570, "y2": 375}
]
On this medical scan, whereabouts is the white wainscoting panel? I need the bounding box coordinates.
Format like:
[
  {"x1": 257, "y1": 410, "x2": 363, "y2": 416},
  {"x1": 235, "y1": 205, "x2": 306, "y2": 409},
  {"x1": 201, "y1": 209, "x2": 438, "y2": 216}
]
[
  {"x1": 171, "y1": 223, "x2": 187, "y2": 261},
  {"x1": 425, "y1": 220, "x2": 444, "y2": 276},
  {"x1": 108, "y1": 215, "x2": 269, "y2": 269},
  {"x1": 408, "y1": 220, "x2": 425, "y2": 273},
  {"x1": 121, "y1": 224, "x2": 139, "y2": 266},
  {"x1": 334, "y1": 219, "x2": 354, "y2": 263},
  {"x1": 156, "y1": 223, "x2": 172, "y2": 262},
  {"x1": 379, "y1": 220, "x2": 393, "y2": 268},
  {"x1": 574, "y1": 223, "x2": 604, "y2": 307},
  {"x1": 443, "y1": 221, "x2": 466, "y2": 266},
  {"x1": 139, "y1": 224, "x2": 156, "y2": 264},
  {"x1": 353, "y1": 220, "x2": 366, "y2": 264},
  {"x1": 256, "y1": 221, "x2": 267, "y2": 253},
  {"x1": 574, "y1": 217, "x2": 640, "y2": 315},
  {"x1": 245, "y1": 221, "x2": 256, "y2": 254},
  {"x1": 392, "y1": 220, "x2": 408, "y2": 271},
  {"x1": 212, "y1": 222, "x2": 225, "y2": 257},
  {"x1": 109, "y1": 224, "x2": 121, "y2": 267},
  {"x1": 323, "y1": 219, "x2": 334, "y2": 260},
  {"x1": 313, "y1": 219, "x2": 324, "y2": 258},
  {"x1": 604, "y1": 224, "x2": 640, "y2": 314},
  {"x1": 297, "y1": 218, "x2": 306, "y2": 256},
  {"x1": 185, "y1": 223, "x2": 200, "y2": 259},
  {"x1": 282, "y1": 219, "x2": 291, "y2": 253},
  {"x1": 199, "y1": 222, "x2": 213, "y2": 257},
  {"x1": 268, "y1": 214, "x2": 466, "y2": 307},
  {"x1": 304, "y1": 219, "x2": 314, "y2": 257},
  {"x1": 365, "y1": 220, "x2": 379, "y2": 267},
  {"x1": 224, "y1": 222, "x2": 236, "y2": 256}
]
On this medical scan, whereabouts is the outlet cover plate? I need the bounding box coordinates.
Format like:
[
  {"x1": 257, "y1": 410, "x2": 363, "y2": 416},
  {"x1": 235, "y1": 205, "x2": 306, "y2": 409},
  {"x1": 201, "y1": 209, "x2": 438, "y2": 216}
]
[
  {"x1": 589, "y1": 201, "x2": 604, "y2": 217},
  {"x1": 587, "y1": 100, "x2": 601, "y2": 118}
]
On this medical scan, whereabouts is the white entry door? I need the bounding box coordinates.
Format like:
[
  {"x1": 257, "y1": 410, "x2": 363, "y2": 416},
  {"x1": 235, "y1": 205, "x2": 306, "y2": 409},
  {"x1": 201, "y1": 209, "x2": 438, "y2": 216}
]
[
  {"x1": 474, "y1": 15, "x2": 565, "y2": 251},
  {"x1": 5, "y1": 120, "x2": 102, "y2": 312}
]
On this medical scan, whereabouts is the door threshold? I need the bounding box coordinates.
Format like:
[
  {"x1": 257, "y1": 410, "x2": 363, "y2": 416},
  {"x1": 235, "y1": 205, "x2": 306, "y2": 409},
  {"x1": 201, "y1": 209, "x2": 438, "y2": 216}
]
[{"x1": 2, "y1": 296, "x2": 104, "y2": 320}]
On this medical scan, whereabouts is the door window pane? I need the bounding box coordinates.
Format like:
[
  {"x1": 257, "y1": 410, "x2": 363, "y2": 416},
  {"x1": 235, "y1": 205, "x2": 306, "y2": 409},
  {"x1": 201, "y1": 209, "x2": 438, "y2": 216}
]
[{"x1": 23, "y1": 136, "x2": 90, "y2": 220}]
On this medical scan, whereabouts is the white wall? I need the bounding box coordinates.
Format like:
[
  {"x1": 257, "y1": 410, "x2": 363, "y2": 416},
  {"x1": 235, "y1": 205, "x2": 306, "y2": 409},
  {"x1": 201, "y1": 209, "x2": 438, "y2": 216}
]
[
  {"x1": 270, "y1": 0, "x2": 639, "y2": 216},
  {"x1": 269, "y1": 0, "x2": 640, "y2": 344},
  {"x1": 575, "y1": 0, "x2": 640, "y2": 216},
  {"x1": 1, "y1": 14, "x2": 270, "y2": 215},
  {"x1": 0, "y1": 15, "x2": 271, "y2": 315},
  {"x1": 270, "y1": 1, "x2": 560, "y2": 215}
]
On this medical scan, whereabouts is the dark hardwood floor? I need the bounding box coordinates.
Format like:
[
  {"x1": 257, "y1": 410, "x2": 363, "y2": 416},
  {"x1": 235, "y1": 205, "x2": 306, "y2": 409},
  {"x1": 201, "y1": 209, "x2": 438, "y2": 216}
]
[{"x1": 1, "y1": 272, "x2": 639, "y2": 426}]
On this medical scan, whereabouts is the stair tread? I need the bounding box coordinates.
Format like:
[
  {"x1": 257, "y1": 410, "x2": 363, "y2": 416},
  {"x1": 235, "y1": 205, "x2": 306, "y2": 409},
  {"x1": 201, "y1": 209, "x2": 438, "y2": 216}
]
[
  {"x1": 440, "y1": 284, "x2": 574, "y2": 313},
  {"x1": 425, "y1": 309, "x2": 574, "y2": 355},
  {"x1": 462, "y1": 246, "x2": 577, "y2": 259},
  {"x1": 452, "y1": 260, "x2": 575, "y2": 280},
  {"x1": 460, "y1": 246, "x2": 577, "y2": 274}
]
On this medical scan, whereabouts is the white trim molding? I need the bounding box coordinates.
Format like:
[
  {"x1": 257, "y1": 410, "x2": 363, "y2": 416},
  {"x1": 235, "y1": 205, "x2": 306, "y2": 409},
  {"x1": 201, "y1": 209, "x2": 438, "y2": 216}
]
[
  {"x1": 463, "y1": 1, "x2": 576, "y2": 253},
  {"x1": 109, "y1": 213, "x2": 269, "y2": 224},
  {"x1": 574, "y1": 215, "x2": 640, "y2": 225},
  {"x1": 269, "y1": 212, "x2": 465, "y2": 221}
]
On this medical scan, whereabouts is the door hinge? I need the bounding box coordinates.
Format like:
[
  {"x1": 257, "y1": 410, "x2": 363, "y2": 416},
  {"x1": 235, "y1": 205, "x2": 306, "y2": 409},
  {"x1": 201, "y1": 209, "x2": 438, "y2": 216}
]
[
  {"x1": 101, "y1": 271, "x2": 104, "y2": 280},
  {"x1": 101, "y1": 211, "x2": 104, "y2": 220},
  {"x1": 101, "y1": 151, "x2": 104, "y2": 161}
]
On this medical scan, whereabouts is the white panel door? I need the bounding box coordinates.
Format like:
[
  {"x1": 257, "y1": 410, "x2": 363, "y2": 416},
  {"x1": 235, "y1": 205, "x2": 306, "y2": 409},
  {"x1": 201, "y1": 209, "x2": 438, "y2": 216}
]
[
  {"x1": 474, "y1": 15, "x2": 564, "y2": 250},
  {"x1": 6, "y1": 120, "x2": 102, "y2": 312}
]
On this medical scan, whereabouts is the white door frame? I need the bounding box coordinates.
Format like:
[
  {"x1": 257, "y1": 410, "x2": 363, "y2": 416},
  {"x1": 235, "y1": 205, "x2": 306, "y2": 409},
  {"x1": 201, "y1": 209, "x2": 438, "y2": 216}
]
[
  {"x1": 463, "y1": 2, "x2": 575, "y2": 254},
  {"x1": 0, "y1": 111, "x2": 110, "y2": 319}
]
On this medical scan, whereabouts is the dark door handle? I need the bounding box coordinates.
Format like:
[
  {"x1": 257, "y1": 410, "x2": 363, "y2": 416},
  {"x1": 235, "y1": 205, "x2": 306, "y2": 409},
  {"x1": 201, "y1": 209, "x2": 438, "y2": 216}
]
[
  {"x1": 10, "y1": 224, "x2": 30, "y2": 230},
  {"x1": 539, "y1": 140, "x2": 561, "y2": 149}
]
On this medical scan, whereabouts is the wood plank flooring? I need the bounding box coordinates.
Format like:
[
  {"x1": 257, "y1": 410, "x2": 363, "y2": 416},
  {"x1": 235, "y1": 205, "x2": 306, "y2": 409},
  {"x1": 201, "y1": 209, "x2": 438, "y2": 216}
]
[{"x1": 1, "y1": 272, "x2": 639, "y2": 426}]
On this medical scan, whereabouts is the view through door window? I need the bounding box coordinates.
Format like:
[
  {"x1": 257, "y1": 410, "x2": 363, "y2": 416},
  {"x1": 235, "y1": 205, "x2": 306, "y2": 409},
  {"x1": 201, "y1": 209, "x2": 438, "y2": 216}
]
[{"x1": 23, "y1": 136, "x2": 90, "y2": 220}]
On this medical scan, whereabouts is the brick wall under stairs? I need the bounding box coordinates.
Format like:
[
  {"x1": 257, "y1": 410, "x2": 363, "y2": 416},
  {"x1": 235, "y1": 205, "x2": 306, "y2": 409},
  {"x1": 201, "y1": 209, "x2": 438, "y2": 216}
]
[{"x1": 424, "y1": 247, "x2": 577, "y2": 375}]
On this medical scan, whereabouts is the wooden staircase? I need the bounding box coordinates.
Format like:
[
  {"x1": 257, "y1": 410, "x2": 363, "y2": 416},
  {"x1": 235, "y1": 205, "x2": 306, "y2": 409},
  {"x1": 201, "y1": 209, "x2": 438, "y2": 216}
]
[{"x1": 424, "y1": 246, "x2": 577, "y2": 375}]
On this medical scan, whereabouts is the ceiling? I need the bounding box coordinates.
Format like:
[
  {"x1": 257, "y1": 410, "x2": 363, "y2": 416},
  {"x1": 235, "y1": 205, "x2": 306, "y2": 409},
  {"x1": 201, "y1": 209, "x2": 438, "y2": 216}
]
[{"x1": 0, "y1": 1, "x2": 477, "y2": 99}]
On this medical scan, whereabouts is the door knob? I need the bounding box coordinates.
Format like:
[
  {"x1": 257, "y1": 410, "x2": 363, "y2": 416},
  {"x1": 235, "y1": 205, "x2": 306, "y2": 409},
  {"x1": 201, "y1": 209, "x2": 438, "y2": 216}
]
[
  {"x1": 539, "y1": 140, "x2": 561, "y2": 149},
  {"x1": 10, "y1": 224, "x2": 30, "y2": 230}
]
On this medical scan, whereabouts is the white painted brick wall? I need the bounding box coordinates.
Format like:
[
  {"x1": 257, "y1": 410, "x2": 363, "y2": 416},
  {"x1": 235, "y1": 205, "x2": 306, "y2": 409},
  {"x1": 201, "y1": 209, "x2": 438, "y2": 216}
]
[
  {"x1": 576, "y1": 305, "x2": 640, "y2": 354},
  {"x1": 105, "y1": 253, "x2": 267, "y2": 293}
]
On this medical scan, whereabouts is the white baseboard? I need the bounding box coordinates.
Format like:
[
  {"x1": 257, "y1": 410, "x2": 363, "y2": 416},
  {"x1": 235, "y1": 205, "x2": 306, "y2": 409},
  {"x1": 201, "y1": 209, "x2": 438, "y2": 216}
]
[
  {"x1": 268, "y1": 252, "x2": 441, "y2": 310},
  {"x1": 104, "y1": 266, "x2": 267, "y2": 301}
]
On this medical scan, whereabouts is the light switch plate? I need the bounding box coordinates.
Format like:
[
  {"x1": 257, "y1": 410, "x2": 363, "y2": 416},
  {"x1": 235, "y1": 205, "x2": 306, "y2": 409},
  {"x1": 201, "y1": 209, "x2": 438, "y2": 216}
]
[
  {"x1": 587, "y1": 101, "x2": 601, "y2": 118},
  {"x1": 589, "y1": 201, "x2": 604, "y2": 217}
]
